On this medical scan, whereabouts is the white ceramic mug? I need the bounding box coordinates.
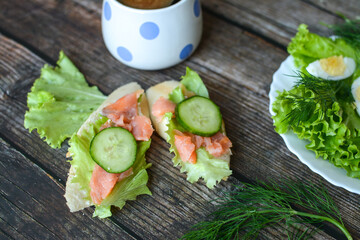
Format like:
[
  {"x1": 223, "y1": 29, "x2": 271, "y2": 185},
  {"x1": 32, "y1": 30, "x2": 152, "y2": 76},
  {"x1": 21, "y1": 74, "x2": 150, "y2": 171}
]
[{"x1": 102, "y1": 0, "x2": 203, "y2": 70}]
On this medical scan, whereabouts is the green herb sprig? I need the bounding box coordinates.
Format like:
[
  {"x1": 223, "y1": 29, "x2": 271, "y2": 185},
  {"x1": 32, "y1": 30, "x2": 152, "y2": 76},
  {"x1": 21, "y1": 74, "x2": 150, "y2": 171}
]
[
  {"x1": 280, "y1": 72, "x2": 342, "y2": 126},
  {"x1": 181, "y1": 180, "x2": 352, "y2": 240},
  {"x1": 327, "y1": 15, "x2": 360, "y2": 50},
  {"x1": 324, "y1": 15, "x2": 360, "y2": 64}
]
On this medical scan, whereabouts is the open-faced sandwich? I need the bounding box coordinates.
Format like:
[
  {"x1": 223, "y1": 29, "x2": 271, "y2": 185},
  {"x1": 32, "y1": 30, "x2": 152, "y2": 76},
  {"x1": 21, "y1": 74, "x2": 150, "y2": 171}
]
[
  {"x1": 24, "y1": 51, "x2": 154, "y2": 218},
  {"x1": 65, "y1": 82, "x2": 154, "y2": 218},
  {"x1": 146, "y1": 67, "x2": 232, "y2": 188}
]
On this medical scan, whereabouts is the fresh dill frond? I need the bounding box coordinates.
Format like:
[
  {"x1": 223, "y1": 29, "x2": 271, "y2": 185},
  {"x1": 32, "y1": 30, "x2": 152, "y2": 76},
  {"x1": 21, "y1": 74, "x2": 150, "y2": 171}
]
[
  {"x1": 282, "y1": 97, "x2": 318, "y2": 127},
  {"x1": 327, "y1": 15, "x2": 360, "y2": 50},
  {"x1": 280, "y1": 72, "x2": 341, "y2": 126},
  {"x1": 292, "y1": 71, "x2": 337, "y2": 98},
  {"x1": 181, "y1": 179, "x2": 352, "y2": 240}
]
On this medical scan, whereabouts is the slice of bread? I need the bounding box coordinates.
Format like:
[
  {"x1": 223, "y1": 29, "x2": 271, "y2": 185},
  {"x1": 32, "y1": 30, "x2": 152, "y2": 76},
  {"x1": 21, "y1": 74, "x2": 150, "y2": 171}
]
[{"x1": 146, "y1": 80, "x2": 180, "y2": 140}]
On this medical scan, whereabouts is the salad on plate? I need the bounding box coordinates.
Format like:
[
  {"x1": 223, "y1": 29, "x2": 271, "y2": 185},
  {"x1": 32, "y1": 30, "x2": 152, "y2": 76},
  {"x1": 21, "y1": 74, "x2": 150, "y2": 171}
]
[{"x1": 270, "y1": 19, "x2": 360, "y2": 193}]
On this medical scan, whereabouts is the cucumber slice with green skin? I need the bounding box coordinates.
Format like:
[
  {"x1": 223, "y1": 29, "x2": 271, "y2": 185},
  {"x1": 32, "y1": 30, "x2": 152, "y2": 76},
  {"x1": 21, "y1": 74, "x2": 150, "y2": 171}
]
[
  {"x1": 176, "y1": 96, "x2": 222, "y2": 137},
  {"x1": 90, "y1": 127, "x2": 137, "y2": 173}
]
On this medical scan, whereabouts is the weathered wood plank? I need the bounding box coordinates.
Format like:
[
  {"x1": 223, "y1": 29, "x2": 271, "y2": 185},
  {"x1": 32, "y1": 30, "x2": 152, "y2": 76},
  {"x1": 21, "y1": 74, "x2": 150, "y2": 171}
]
[
  {"x1": 0, "y1": 216, "x2": 27, "y2": 240},
  {"x1": 202, "y1": 0, "x2": 360, "y2": 49},
  {"x1": 0, "y1": 192, "x2": 59, "y2": 240},
  {"x1": 0, "y1": 33, "x2": 223, "y2": 239},
  {"x1": 202, "y1": 0, "x2": 339, "y2": 47},
  {"x1": 0, "y1": 33, "x2": 351, "y2": 240},
  {"x1": 0, "y1": 138, "x2": 135, "y2": 239},
  {"x1": 307, "y1": 0, "x2": 360, "y2": 19},
  {"x1": 0, "y1": 0, "x2": 359, "y2": 239},
  {"x1": 0, "y1": 0, "x2": 285, "y2": 95}
]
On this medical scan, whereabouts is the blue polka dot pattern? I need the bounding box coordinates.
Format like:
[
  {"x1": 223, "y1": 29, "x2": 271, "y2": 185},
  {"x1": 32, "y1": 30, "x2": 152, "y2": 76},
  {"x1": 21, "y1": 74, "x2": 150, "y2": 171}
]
[
  {"x1": 194, "y1": 0, "x2": 200, "y2": 17},
  {"x1": 140, "y1": 22, "x2": 160, "y2": 40},
  {"x1": 117, "y1": 47, "x2": 133, "y2": 62},
  {"x1": 104, "y1": 2, "x2": 111, "y2": 21},
  {"x1": 180, "y1": 44, "x2": 193, "y2": 60}
]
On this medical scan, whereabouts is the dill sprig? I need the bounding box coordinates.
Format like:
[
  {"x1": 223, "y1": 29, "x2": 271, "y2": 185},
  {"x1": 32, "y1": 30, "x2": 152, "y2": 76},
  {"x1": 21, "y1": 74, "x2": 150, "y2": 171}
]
[
  {"x1": 326, "y1": 15, "x2": 360, "y2": 50},
  {"x1": 280, "y1": 72, "x2": 340, "y2": 126},
  {"x1": 181, "y1": 180, "x2": 352, "y2": 240}
]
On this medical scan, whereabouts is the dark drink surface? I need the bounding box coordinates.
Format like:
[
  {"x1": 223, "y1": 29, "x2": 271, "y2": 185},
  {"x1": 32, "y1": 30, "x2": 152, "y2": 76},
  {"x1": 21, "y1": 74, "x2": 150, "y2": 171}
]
[{"x1": 119, "y1": 0, "x2": 175, "y2": 9}]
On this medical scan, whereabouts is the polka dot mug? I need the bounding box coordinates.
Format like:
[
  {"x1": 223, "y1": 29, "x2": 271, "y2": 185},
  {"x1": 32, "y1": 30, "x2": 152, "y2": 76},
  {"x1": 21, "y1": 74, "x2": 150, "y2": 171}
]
[{"x1": 102, "y1": 0, "x2": 203, "y2": 70}]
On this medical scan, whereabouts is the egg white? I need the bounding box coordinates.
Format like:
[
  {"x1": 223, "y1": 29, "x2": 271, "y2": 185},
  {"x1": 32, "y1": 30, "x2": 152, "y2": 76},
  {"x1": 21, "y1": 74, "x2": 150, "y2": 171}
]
[
  {"x1": 351, "y1": 77, "x2": 360, "y2": 117},
  {"x1": 306, "y1": 57, "x2": 356, "y2": 81}
]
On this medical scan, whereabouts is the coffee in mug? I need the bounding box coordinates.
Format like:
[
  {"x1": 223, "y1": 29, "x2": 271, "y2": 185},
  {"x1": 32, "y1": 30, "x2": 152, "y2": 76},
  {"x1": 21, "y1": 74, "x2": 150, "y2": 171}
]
[{"x1": 119, "y1": 0, "x2": 174, "y2": 9}]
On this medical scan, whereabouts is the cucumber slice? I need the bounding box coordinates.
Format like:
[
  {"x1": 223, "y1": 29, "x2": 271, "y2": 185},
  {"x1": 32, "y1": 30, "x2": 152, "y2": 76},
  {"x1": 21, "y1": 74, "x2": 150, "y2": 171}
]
[
  {"x1": 90, "y1": 127, "x2": 137, "y2": 173},
  {"x1": 176, "y1": 96, "x2": 222, "y2": 136}
]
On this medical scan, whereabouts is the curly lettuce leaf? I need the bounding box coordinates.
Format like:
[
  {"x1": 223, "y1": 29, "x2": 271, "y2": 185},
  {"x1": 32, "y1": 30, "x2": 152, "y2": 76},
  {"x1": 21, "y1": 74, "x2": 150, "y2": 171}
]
[
  {"x1": 97, "y1": 140, "x2": 152, "y2": 218},
  {"x1": 68, "y1": 116, "x2": 152, "y2": 218},
  {"x1": 169, "y1": 86, "x2": 185, "y2": 104},
  {"x1": 180, "y1": 67, "x2": 209, "y2": 98},
  {"x1": 272, "y1": 86, "x2": 360, "y2": 178},
  {"x1": 288, "y1": 24, "x2": 357, "y2": 70},
  {"x1": 164, "y1": 112, "x2": 232, "y2": 189},
  {"x1": 274, "y1": 24, "x2": 360, "y2": 178},
  {"x1": 24, "y1": 51, "x2": 106, "y2": 148}
]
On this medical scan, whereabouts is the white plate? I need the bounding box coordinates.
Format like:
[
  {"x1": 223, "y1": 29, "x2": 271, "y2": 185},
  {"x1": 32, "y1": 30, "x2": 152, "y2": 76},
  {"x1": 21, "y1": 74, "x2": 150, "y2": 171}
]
[{"x1": 269, "y1": 56, "x2": 360, "y2": 194}]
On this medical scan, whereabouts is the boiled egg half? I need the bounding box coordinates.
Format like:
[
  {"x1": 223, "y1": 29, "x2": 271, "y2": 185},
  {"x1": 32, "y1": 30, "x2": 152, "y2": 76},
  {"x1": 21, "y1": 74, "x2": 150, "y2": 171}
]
[
  {"x1": 306, "y1": 55, "x2": 356, "y2": 81},
  {"x1": 351, "y1": 77, "x2": 360, "y2": 116}
]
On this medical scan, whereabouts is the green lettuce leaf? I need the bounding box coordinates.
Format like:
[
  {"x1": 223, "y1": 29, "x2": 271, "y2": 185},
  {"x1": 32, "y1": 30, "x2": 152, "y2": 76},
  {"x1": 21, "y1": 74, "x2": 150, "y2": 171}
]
[
  {"x1": 180, "y1": 67, "x2": 209, "y2": 98},
  {"x1": 272, "y1": 86, "x2": 360, "y2": 178},
  {"x1": 288, "y1": 24, "x2": 357, "y2": 70},
  {"x1": 169, "y1": 86, "x2": 185, "y2": 104},
  {"x1": 273, "y1": 24, "x2": 360, "y2": 179},
  {"x1": 68, "y1": 116, "x2": 152, "y2": 218},
  {"x1": 164, "y1": 112, "x2": 232, "y2": 189},
  {"x1": 24, "y1": 51, "x2": 106, "y2": 148}
]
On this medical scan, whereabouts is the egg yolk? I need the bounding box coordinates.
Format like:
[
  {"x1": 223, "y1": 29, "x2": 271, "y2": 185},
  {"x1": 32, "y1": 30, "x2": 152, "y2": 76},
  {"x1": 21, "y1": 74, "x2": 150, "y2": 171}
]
[{"x1": 319, "y1": 56, "x2": 346, "y2": 76}]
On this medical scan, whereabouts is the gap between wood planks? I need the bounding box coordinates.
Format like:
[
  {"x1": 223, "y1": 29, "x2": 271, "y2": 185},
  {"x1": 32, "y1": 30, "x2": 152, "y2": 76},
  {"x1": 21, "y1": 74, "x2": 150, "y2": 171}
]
[
  {"x1": 0, "y1": 57, "x2": 343, "y2": 239},
  {"x1": 0, "y1": 138, "x2": 137, "y2": 239},
  {"x1": 0, "y1": 125, "x2": 143, "y2": 239},
  {"x1": 0, "y1": 2, "x2": 356, "y2": 239}
]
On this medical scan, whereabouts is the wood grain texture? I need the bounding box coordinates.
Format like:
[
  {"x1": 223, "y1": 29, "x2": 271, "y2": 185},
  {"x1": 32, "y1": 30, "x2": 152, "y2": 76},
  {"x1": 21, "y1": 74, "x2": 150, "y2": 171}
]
[
  {"x1": 307, "y1": 0, "x2": 360, "y2": 19},
  {"x1": 202, "y1": 0, "x2": 338, "y2": 47},
  {"x1": 0, "y1": 32, "x2": 341, "y2": 239},
  {"x1": 0, "y1": 138, "x2": 135, "y2": 239},
  {"x1": 0, "y1": 0, "x2": 360, "y2": 239},
  {"x1": 0, "y1": 32, "x2": 348, "y2": 240}
]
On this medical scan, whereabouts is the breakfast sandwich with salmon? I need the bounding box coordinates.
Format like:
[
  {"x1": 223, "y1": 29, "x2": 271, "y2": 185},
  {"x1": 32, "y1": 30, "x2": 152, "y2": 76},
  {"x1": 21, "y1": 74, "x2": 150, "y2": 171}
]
[
  {"x1": 146, "y1": 68, "x2": 232, "y2": 188},
  {"x1": 65, "y1": 82, "x2": 154, "y2": 218},
  {"x1": 24, "y1": 52, "x2": 153, "y2": 218}
]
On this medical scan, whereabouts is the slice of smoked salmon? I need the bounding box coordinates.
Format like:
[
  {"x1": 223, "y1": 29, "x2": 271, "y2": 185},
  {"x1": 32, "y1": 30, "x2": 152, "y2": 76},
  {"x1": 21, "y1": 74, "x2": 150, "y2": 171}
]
[
  {"x1": 90, "y1": 165, "x2": 133, "y2": 205},
  {"x1": 173, "y1": 129, "x2": 185, "y2": 136},
  {"x1": 131, "y1": 115, "x2": 154, "y2": 141},
  {"x1": 101, "y1": 90, "x2": 142, "y2": 125},
  {"x1": 173, "y1": 130, "x2": 232, "y2": 160},
  {"x1": 205, "y1": 132, "x2": 232, "y2": 157},
  {"x1": 193, "y1": 135, "x2": 204, "y2": 149},
  {"x1": 152, "y1": 97, "x2": 176, "y2": 122},
  {"x1": 90, "y1": 164, "x2": 121, "y2": 205},
  {"x1": 174, "y1": 134, "x2": 196, "y2": 164},
  {"x1": 99, "y1": 119, "x2": 116, "y2": 131},
  {"x1": 118, "y1": 167, "x2": 133, "y2": 181},
  {"x1": 100, "y1": 90, "x2": 153, "y2": 137},
  {"x1": 205, "y1": 142, "x2": 224, "y2": 157}
]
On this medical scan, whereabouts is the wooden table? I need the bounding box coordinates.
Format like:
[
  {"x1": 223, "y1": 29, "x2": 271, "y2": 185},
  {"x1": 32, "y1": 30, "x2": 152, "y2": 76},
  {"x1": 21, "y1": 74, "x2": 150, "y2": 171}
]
[{"x1": 1, "y1": 0, "x2": 360, "y2": 239}]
